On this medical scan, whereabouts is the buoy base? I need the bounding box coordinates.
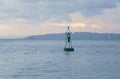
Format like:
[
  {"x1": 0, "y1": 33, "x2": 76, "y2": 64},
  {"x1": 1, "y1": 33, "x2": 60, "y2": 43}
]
[{"x1": 64, "y1": 47, "x2": 74, "y2": 51}]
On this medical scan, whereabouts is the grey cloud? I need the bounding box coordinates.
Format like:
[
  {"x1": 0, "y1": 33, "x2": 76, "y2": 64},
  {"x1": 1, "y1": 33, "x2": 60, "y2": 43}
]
[
  {"x1": 73, "y1": 0, "x2": 120, "y2": 17},
  {"x1": 19, "y1": 0, "x2": 40, "y2": 3},
  {"x1": 0, "y1": 1, "x2": 4, "y2": 6},
  {"x1": 0, "y1": 0, "x2": 120, "y2": 22}
]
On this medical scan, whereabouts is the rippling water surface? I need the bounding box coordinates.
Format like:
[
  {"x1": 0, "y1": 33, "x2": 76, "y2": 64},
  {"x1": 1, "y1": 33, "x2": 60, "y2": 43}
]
[{"x1": 0, "y1": 39, "x2": 120, "y2": 79}]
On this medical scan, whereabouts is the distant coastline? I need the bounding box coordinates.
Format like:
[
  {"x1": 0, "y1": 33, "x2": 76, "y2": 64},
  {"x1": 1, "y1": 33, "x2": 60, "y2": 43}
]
[{"x1": 25, "y1": 32, "x2": 120, "y2": 40}]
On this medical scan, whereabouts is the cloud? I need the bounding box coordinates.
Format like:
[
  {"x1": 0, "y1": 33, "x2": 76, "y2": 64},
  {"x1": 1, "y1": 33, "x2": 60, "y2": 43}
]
[
  {"x1": 0, "y1": 0, "x2": 120, "y2": 36},
  {"x1": 69, "y1": 4, "x2": 120, "y2": 33},
  {"x1": 0, "y1": 0, "x2": 120, "y2": 21},
  {"x1": 19, "y1": 0, "x2": 40, "y2": 3},
  {"x1": 74, "y1": 0, "x2": 120, "y2": 17}
]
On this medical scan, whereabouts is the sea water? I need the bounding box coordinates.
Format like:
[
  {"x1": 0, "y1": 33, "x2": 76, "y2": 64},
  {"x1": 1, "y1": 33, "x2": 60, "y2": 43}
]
[{"x1": 0, "y1": 39, "x2": 120, "y2": 79}]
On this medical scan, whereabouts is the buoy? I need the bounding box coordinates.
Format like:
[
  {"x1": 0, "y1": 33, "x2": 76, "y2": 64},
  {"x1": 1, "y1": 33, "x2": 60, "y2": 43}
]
[{"x1": 64, "y1": 26, "x2": 74, "y2": 51}]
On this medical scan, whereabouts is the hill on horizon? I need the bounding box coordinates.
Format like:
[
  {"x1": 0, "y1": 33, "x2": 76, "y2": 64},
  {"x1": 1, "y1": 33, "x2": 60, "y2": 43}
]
[{"x1": 25, "y1": 32, "x2": 120, "y2": 40}]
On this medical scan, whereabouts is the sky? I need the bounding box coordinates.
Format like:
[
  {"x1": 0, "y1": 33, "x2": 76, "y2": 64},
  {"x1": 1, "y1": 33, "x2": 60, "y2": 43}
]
[{"x1": 0, "y1": 0, "x2": 120, "y2": 37}]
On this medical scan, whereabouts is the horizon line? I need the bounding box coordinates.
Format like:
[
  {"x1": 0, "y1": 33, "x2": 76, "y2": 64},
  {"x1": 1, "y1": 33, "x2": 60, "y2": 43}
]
[{"x1": 0, "y1": 31, "x2": 120, "y2": 39}]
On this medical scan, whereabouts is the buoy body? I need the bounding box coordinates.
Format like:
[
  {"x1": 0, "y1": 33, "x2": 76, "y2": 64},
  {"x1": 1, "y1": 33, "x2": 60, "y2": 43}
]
[
  {"x1": 64, "y1": 47, "x2": 74, "y2": 51},
  {"x1": 64, "y1": 27, "x2": 74, "y2": 51}
]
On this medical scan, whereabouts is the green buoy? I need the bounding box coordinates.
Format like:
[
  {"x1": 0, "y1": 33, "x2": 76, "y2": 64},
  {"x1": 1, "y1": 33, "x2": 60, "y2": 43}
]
[{"x1": 64, "y1": 26, "x2": 74, "y2": 51}]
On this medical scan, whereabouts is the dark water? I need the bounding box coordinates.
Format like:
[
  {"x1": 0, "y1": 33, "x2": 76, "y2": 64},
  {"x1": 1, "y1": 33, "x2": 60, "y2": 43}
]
[{"x1": 0, "y1": 39, "x2": 120, "y2": 79}]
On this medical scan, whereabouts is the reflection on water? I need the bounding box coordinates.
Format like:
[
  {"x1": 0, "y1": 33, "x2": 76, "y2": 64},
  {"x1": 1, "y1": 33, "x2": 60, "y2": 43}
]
[{"x1": 0, "y1": 40, "x2": 120, "y2": 79}]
